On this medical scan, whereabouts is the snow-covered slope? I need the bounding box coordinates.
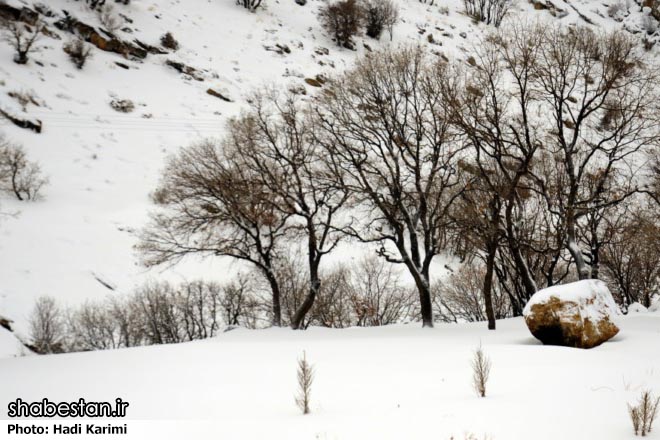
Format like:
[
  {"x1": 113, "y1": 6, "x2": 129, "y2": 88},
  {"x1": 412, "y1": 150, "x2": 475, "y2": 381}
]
[
  {"x1": 1, "y1": 313, "x2": 659, "y2": 439},
  {"x1": 0, "y1": 325, "x2": 29, "y2": 358},
  {"x1": 0, "y1": 0, "x2": 658, "y2": 336}
]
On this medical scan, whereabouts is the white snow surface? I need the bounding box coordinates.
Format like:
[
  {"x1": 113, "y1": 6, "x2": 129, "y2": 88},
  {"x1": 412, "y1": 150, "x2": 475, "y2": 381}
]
[
  {"x1": 523, "y1": 279, "x2": 621, "y2": 323},
  {"x1": 628, "y1": 302, "x2": 648, "y2": 313},
  {"x1": 0, "y1": 326, "x2": 28, "y2": 358},
  {"x1": 1, "y1": 314, "x2": 660, "y2": 439}
]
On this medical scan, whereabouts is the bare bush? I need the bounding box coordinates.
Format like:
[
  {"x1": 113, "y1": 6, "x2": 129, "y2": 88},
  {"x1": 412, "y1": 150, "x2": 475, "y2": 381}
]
[
  {"x1": 607, "y1": 1, "x2": 628, "y2": 21},
  {"x1": 295, "y1": 351, "x2": 314, "y2": 414},
  {"x1": 29, "y1": 296, "x2": 66, "y2": 354},
  {"x1": 83, "y1": 0, "x2": 107, "y2": 10},
  {"x1": 54, "y1": 280, "x2": 261, "y2": 353},
  {"x1": 237, "y1": 0, "x2": 263, "y2": 12},
  {"x1": 433, "y1": 262, "x2": 510, "y2": 323},
  {"x1": 1, "y1": 20, "x2": 44, "y2": 64},
  {"x1": 67, "y1": 300, "x2": 123, "y2": 350},
  {"x1": 628, "y1": 390, "x2": 660, "y2": 436},
  {"x1": 160, "y1": 32, "x2": 179, "y2": 50},
  {"x1": 462, "y1": 0, "x2": 510, "y2": 26},
  {"x1": 221, "y1": 275, "x2": 261, "y2": 328},
  {"x1": 347, "y1": 257, "x2": 415, "y2": 326},
  {"x1": 110, "y1": 98, "x2": 135, "y2": 113},
  {"x1": 98, "y1": 4, "x2": 121, "y2": 32},
  {"x1": 471, "y1": 343, "x2": 491, "y2": 397},
  {"x1": 363, "y1": 0, "x2": 399, "y2": 40},
  {"x1": 311, "y1": 265, "x2": 354, "y2": 328},
  {"x1": 318, "y1": 0, "x2": 363, "y2": 48},
  {"x1": 0, "y1": 137, "x2": 48, "y2": 201},
  {"x1": 63, "y1": 38, "x2": 93, "y2": 69}
]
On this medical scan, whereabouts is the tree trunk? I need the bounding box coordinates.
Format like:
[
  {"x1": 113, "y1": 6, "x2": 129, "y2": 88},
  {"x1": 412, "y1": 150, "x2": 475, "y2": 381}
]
[
  {"x1": 264, "y1": 269, "x2": 282, "y2": 327},
  {"x1": 291, "y1": 235, "x2": 321, "y2": 329},
  {"x1": 483, "y1": 239, "x2": 498, "y2": 330},
  {"x1": 505, "y1": 201, "x2": 537, "y2": 299},
  {"x1": 290, "y1": 274, "x2": 320, "y2": 330},
  {"x1": 414, "y1": 273, "x2": 434, "y2": 328},
  {"x1": 566, "y1": 214, "x2": 590, "y2": 280}
]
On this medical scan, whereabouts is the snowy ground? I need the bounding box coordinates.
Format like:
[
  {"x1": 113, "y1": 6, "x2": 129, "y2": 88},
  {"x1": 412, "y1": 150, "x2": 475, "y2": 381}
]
[{"x1": 1, "y1": 311, "x2": 660, "y2": 439}]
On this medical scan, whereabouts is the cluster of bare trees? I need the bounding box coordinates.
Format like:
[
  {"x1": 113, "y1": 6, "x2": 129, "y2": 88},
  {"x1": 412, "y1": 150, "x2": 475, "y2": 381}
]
[
  {"x1": 462, "y1": 0, "x2": 510, "y2": 27},
  {"x1": 140, "y1": 23, "x2": 660, "y2": 330},
  {"x1": 318, "y1": 0, "x2": 399, "y2": 48},
  {"x1": 28, "y1": 279, "x2": 258, "y2": 353},
  {"x1": 29, "y1": 256, "x2": 419, "y2": 352}
]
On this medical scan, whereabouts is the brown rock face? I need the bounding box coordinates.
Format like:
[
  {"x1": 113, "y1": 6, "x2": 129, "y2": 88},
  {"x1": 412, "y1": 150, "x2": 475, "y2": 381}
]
[{"x1": 524, "y1": 296, "x2": 619, "y2": 349}]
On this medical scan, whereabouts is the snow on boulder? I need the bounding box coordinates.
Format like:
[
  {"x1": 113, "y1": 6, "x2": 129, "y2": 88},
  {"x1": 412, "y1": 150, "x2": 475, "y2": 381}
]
[{"x1": 523, "y1": 280, "x2": 621, "y2": 349}]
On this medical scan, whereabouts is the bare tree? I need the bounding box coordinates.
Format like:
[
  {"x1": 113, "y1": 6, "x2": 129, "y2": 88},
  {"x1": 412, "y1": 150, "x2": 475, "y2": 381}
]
[
  {"x1": 433, "y1": 262, "x2": 510, "y2": 323},
  {"x1": 67, "y1": 300, "x2": 124, "y2": 350},
  {"x1": 532, "y1": 26, "x2": 660, "y2": 280},
  {"x1": 137, "y1": 140, "x2": 290, "y2": 327},
  {"x1": 317, "y1": 47, "x2": 465, "y2": 327},
  {"x1": 318, "y1": 0, "x2": 363, "y2": 48},
  {"x1": 462, "y1": 0, "x2": 510, "y2": 27},
  {"x1": 442, "y1": 24, "x2": 546, "y2": 328},
  {"x1": 221, "y1": 275, "x2": 261, "y2": 328},
  {"x1": 0, "y1": 137, "x2": 48, "y2": 201},
  {"x1": 363, "y1": 0, "x2": 398, "y2": 41},
  {"x1": 1, "y1": 19, "x2": 44, "y2": 65},
  {"x1": 29, "y1": 296, "x2": 65, "y2": 354},
  {"x1": 229, "y1": 91, "x2": 349, "y2": 329},
  {"x1": 601, "y1": 204, "x2": 660, "y2": 308},
  {"x1": 309, "y1": 263, "x2": 354, "y2": 328},
  {"x1": 347, "y1": 256, "x2": 415, "y2": 326},
  {"x1": 63, "y1": 38, "x2": 93, "y2": 69}
]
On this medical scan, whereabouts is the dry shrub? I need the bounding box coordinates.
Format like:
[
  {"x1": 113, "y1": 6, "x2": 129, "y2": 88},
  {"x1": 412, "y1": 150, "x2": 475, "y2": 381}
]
[
  {"x1": 63, "y1": 38, "x2": 93, "y2": 69},
  {"x1": 295, "y1": 351, "x2": 314, "y2": 414},
  {"x1": 628, "y1": 390, "x2": 660, "y2": 436},
  {"x1": 433, "y1": 262, "x2": 510, "y2": 323},
  {"x1": 462, "y1": 0, "x2": 510, "y2": 27},
  {"x1": 363, "y1": 0, "x2": 399, "y2": 40},
  {"x1": 471, "y1": 343, "x2": 491, "y2": 397},
  {"x1": 110, "y1": 98, "x2": 135, "y2": 113},
  {"x1": 318, "y1": 0, "x2": 363, "y2": 48},
  {"x1": 160, "y1": 32, "x2": 179, "y2": 50}
]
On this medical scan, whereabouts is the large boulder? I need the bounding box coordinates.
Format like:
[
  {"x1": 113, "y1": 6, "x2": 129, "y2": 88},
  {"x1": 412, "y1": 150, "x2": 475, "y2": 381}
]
[{"x1": 523, "y1": 279, "x2": 620, "y2": 349}]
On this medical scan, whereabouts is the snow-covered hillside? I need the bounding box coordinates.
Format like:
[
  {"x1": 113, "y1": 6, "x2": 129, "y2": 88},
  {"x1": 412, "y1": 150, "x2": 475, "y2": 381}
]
[
  {"x1": 1, "y1": 312, "x2": 659, "y2": 439},
  {"x1": 0, "y1": 0, "x2": 658, "y2": 335}
]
